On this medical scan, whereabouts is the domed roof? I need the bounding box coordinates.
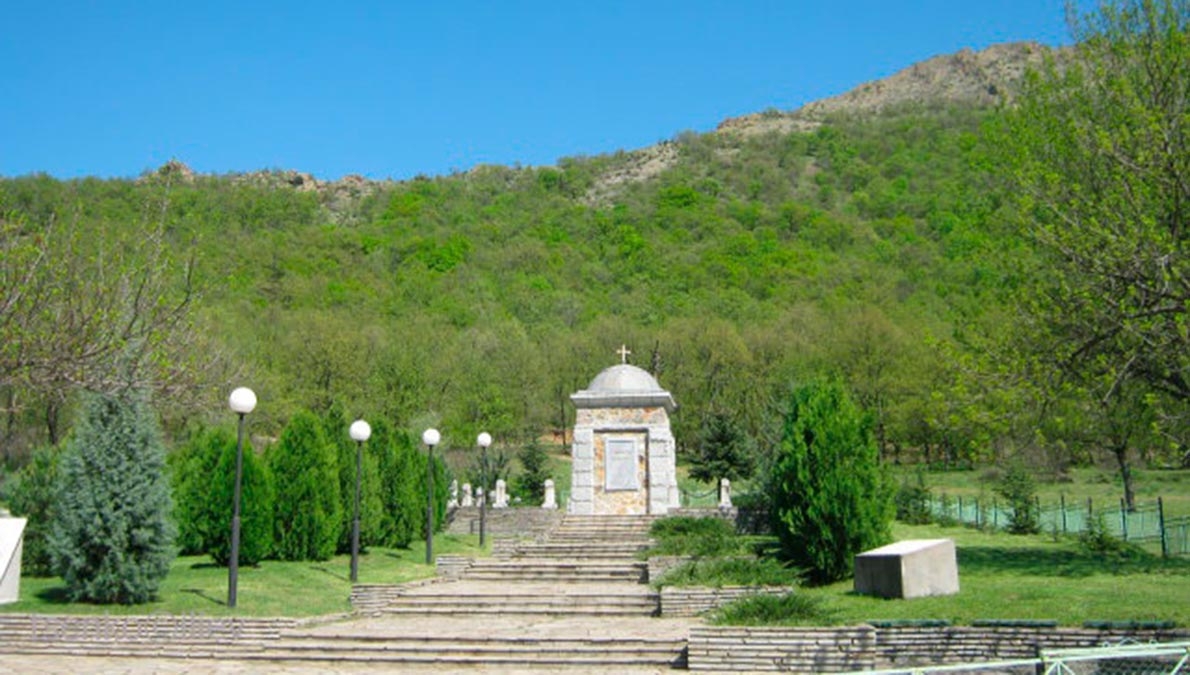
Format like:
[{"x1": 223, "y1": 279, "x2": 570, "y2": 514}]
[
  {"x1": 586, "y1": 364, "x2": 663, "y2": 393},
  {"x1": 571, "y1": 363, "x2": 676, "y2": 411}
]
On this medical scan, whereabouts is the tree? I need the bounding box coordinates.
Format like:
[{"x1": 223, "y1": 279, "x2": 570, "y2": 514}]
[
  {"x1": 991, "y1": 0, "x2": 1190, "y2": 480},
  {"x1": 268, "y1": 410, "x2": 340, "y2": 561},
  {"x1": 321, "y1": 405, "x2": 384, "y2": 553},
  {"x1": 768, "y1": 380, "x2": 893, "y2": 584},
  {"x1": 514, "y1": 439, "x2": 552, "y2": 504},
  {"x1": 370, "y1": 421, "x2": 422, "y2": 548},
  {"x1": 174, "y1": 426, "x2": 275, "y2": 566},
  {"x1": 4, "y1": 444, "x2": 59, "y2": 575},
  {"x1": 688, "y1": 411, "x2": 755, "y2": 498},
  {"x1": 48, "y1": 391, "x2": 176, "y2": 603}
]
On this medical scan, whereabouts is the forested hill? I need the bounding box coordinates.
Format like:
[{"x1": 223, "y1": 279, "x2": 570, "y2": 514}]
[{"x1": 0, "y1": 42, "x2": 1054, "y2": 461}]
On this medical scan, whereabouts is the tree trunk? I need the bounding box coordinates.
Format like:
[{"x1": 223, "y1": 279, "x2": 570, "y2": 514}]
[{"x1": 1113, "y1": 443, "x2": 1135, "y2": 512}]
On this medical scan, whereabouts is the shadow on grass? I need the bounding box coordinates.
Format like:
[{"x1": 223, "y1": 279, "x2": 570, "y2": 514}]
[
  {"x1": 310, "y1": 564, "x2": 349, "y2": 582},
  {"x1": 34, "y1": 586, "x2": 73, "y2": 604},
  {"x1": 958, "y1": 545, "x2": 1190, "y2": 578},
  {"x1": 180, "y1": 588, "x2": 227, "y2": 607}
]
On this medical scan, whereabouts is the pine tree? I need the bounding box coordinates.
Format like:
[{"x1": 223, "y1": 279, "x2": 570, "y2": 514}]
[
  {"x1": 6, "y1": 444, "x2": 60, "y2": 576},
  {"x1": 268, "y1": 410, "x2": 340, "y2": 561},
  {"x1": 514, "y1": 438, "x2": 551, "y2": 504},
  {"x1": 769, "y1": 380, "x2": 893, "y2": 584},
  {"x1": 689, "y1": 411, "x2": 755, "y2": 494},
  {"x1": 49, "y1": 391, "x2": 176, "y2": 603},
  {"x1": 371, "y1": 422, "x2": 422, "y2": 549}
]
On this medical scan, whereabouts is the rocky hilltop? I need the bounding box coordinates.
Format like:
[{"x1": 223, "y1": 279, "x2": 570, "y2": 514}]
[{"x1": 154, "y1": 41, "x2": 1059, "y2": 199}]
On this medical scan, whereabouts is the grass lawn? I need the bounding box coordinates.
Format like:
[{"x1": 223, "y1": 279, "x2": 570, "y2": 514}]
[
  {"x1": 1, "y1": 534, "x2": 483, "y2": 617},
  {"x1": 804, "y1": 522, "x2": 1190, "y2": 627},
  {"x1": 900, "y1": 466, "x2": 1190, "y2": 520}
]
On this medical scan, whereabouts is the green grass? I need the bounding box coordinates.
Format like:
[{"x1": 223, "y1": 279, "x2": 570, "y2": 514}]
[
  {"x1": 776, "y1": 523, "x2": 1190, "y2": 627},
  {"x1": 902, "y1": 466, "x2": 1190, "y2": 520},
  {"x1": 0, "y1": 534, "x2": 483, "y2": 617}
]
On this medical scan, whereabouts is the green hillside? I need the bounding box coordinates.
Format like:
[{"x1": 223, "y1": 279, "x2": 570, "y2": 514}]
[{"x1": 0, "y1": 105, "x2": 1012, "y2": 452}]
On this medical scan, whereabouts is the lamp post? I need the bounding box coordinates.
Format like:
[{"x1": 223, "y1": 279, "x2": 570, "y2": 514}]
[
  {"x1": 348, "y1": 419, "x2": 371, "y2": 583},
  {"x1": 422, "y1": 428, "x2": 440, "y2": 565},
  {"x1": 477, "y1": 432, "x2": 492, "y2": 548},
  {"x1": 227, "y1": 387, "x2": 257, "y2": 609}
]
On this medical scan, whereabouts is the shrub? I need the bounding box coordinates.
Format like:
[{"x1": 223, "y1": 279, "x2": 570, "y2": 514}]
[
  {"x1": 649, "y1": 516, "x2": 742, "y2": 557},
  {"x1": 895, "y1": 472, "x2": 933, "y2": 525},
  {"x1": 768, "y1": 380, "x2": 894, "y2": 584},
  {"x1": 268, "y1": 410, "x2": 340, "y2": 561},
  {"x1": 49, "y1": 391, "x2": 176, "y2": 604},
  {"x1": 655, "y1": 556, "x2": 799, "y2": 589},
  {"x1": 709, "y1": 592, "x2": 835, "y2": 626},
  {"x1": 996, "y1": 464, "x2": 1040, "y2": 534},
  {"x1": 5, "y1": 445, "x2": 60, "y2": 576}
]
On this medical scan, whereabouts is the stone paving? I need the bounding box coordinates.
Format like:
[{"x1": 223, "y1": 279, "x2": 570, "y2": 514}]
[{"x1": 0, "y1": 610, "x2": 696, "y2": 674}]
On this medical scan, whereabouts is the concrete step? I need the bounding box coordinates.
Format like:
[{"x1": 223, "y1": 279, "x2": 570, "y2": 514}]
[
  {"x1": 264, "y1": 634, "x2": 687, "y2": 667},
  {"x1": 378, "y1": 594, "x2": 659, "y2": 616}
]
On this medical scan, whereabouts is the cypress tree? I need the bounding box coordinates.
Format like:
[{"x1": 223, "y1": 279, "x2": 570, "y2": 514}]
[
  {"x1": 207, "y1": 430, "x2": 274, "y2": 566},
  {"x1": 769, "y1": 380, "x2": 893, "y2": 584},
  {"x1": 49, "y1": 390, "x2": 176, "y2": 604},
  {"x1": 268, "y1": 410, "x2": 340, "y2": 561},
  {"x1": 321, "y1": 405, "x2": 384, "y2": 554}
]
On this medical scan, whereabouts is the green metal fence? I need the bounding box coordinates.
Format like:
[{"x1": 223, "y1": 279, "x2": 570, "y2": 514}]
[
  {"x1": 847, "y1": 639, "x2": 1190, "y2": 674},
  {"x1": 929, "y1": 494, "x2": 1190, "y2": 557}
]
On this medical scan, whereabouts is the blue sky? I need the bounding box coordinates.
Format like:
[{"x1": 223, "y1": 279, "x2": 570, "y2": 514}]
[{"x1": 1, "y1": 2, "x2": 1071, "y2": 181}]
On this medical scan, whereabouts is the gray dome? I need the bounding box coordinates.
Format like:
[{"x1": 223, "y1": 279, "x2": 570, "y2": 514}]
[
  {"x1": 572, "y1": 363, "x2": 676, "y2": 412},
  {"x1": 586, "y1": 364, "x2": 663, "y2": 393}
]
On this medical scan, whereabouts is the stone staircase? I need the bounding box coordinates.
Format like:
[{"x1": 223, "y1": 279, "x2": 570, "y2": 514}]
[{"x1": 2, "y1": 515, "x2": 693, "y2": 671}]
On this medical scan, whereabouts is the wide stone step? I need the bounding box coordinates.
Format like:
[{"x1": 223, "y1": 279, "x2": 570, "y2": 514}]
[
  {"x1": 378, "y1": 595, "x2": 659, "y2": 616},
  {"x1": 265, "y1": 634, "x2": 686, "y2": 667}
]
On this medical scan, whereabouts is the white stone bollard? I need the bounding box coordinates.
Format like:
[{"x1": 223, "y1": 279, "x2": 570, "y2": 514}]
[
  {"x1": 461, "y1": 483, "x2": 474, "y2": 507},
  {"x1": 718, "y1": 478, "x2": 733, "y2": 509},
  {"x1": 542, "y1": 479, "x2": 557, "y2": 509}
]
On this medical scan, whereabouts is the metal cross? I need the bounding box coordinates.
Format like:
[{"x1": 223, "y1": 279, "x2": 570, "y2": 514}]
[{"x1": 617, "y1": 344, "x2": 631, "y2": 364}]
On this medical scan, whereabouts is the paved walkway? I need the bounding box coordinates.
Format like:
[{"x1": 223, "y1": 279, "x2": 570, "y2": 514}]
[{"x1": 0, "y1": 656, "x2": 680, "y2": 674}]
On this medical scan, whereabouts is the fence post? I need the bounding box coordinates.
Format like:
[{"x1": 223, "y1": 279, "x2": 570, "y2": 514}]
[
  {"x1": 993, "y1": 499, "x2": 998, "y2": 529},
  {"x1": 958, "y1": 496, "x2": 964, "y2": 523},
  {"x1": 1120, "y1": 498, "x2": 1128, "y2": 541},
  {"x1": 1060, "y1": 494, "x2": 1067, "y2": 534},
  {"x1": 1158, "y1": 497, "x2": 1167, "y2": 558}
]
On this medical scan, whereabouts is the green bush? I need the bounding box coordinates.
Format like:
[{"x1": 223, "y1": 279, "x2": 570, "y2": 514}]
[
  {"x1": 649, "y1": 516, "x2": 742, "y2": 557},
  {"x1": 5, "y1": 445, "x2": 59, "y2": 576},
  {"x1": 996, "y1": 464, "x2": 1040, "y2": 534},
  {"x1": 49, "y1": 391, "x2": 176, "y2": 604},
  {"x1": 895, "y1": 473, "x2": 933, "y2": 525},
  {"x1": 768, "y1": 380, "x2": 894, "y2": 584},
  {"x1": 709, "y1": 592, "x2": 835, "y2": 626},
  {"x1": 655, "y1": 556, "x2": 799, "y2": 589},
  {"x1": 268, "y1": 410, "x2": 340, "y2": 561}
]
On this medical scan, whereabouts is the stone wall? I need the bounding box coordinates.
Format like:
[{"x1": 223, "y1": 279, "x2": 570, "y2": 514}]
[
  {"x1": 688, "y1": 625, "x2": 876, "y2": 673},
  {"x1": 687, "y1": 624, "x2": 1190, "y2": 672}
]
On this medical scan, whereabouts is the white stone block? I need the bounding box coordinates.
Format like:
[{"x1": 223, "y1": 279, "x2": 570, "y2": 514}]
[
  {"x1": 0, "y1": 518, "x2": 27, "y2": 605},
  {"x1": 854, "y1": 539, "x2": 959, "y2": 599}
]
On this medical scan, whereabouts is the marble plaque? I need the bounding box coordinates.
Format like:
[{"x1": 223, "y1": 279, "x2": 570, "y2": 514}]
[{"x1": 605, "y1": 438, "x2": 639, "y2": 491}]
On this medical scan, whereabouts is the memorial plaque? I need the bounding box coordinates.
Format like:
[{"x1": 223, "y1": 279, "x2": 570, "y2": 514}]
[{"x1": 605, "y1": 438, "x2": 639, "y2": 491}]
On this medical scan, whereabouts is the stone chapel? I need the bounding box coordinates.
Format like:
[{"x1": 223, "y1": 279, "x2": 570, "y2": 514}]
[{"x1": 568, "y1": 351, "x2": 679, "y2": 515}]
